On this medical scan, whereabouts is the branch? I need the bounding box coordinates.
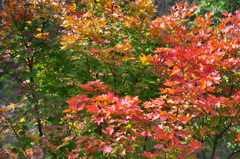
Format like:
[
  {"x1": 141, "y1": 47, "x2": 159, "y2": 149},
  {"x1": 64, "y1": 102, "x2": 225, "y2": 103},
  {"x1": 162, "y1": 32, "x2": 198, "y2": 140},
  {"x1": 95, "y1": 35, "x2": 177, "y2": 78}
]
[
  {"x1": 216, "y1": 122, "x2": 232, "y2": 139},
  {"x1": 227, "y1": 144, "x2": 240, "y2": 159},
  {"x1": 228, "y1": 149, "x2": 240, "y2": 159},
  {"x1": 210, "y1": 135, "x2": 218, "y2": 159},
  {"x1": 3, "y1": 114, "x2": 31, "y2": 159},
  {"x1": 211, "y1": 122, "x2": 232, "y2": 159}
]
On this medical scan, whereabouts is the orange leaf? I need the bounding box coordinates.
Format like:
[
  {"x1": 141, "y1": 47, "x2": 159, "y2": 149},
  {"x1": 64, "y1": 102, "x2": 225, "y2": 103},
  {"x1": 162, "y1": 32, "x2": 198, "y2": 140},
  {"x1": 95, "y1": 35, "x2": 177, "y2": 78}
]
[
  {"x1": 63, "y1": 109, "x2": 72, "y2": 113},
  {"x1": 0, "y1": 108, "x2": 8, "y2": 114}
]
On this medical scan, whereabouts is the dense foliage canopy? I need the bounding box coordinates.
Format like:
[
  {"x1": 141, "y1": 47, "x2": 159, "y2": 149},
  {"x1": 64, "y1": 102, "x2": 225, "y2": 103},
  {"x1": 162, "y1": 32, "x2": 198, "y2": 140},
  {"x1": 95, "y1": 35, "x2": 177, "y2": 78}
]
[{"x1": 0, "y1": 0, "x2": 239, "y2": 158}]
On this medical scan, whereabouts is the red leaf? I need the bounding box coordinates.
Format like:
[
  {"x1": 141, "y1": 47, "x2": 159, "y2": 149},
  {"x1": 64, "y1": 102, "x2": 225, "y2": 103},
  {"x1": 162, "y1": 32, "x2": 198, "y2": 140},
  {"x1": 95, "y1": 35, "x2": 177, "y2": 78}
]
[
  {"x1": 178, "y1": 153, "x2": 186, "y2": 158},
  {"x1": 62, "y1": 135, "x2": 74, "y2": 142},
  {"x1": 177, "y1": 144, "x2": 187, "y2": 150},
  {"x1": 154, "y1": 144, "x2": 164, "y2": 149},
  {"x1": 181, "y1": 116, "x2": 192, "y2": 124},
  {"x1": 164, "y1": 147, "x2": 172, "y2": 151},
  {"x1": 173, "y1": 137, "x2": 181, "y2": 143},
  {"x1": 67, "y1": 154, "x2": 79, "y2": 159},
  {"x1": 141, "y1": 130, "x2": 152, "y2": 137},
  {"x1": 93, "y1": 117, "x2": 104, "y2": 125},
  {"x1": 103, "y1": 127, "x2": 114, "y2": 135},
  {"x1": 103, "y1": 146, "x2": 112, "y2": 154},
  {"x1": 164, "y1": 79, "x2": 179, "y2": 87},
  {"x1": 126, "y1": 145, "x2": 135, "y2": 151},
  {"x1": 210, "y1": 109, "x2": 216, "y2": 115},
  {"x1": 126, "y1": 136, "x2": 137, "y2": 141},
  {"x1": 87, "y1": 104, "x2": 100, "y2": 113},
  {"x1": 91, "y1": 48, "x2": 100, "y2": 52},
  {"x1": 142, "y1": 152, "x2": 159, "y2": 158},
  {"x1": 189, "y1": 141, "x2": 201, "y2": 150},
  {"x1": 160, "y1": 116, "x2": 167, "y2": 121}
]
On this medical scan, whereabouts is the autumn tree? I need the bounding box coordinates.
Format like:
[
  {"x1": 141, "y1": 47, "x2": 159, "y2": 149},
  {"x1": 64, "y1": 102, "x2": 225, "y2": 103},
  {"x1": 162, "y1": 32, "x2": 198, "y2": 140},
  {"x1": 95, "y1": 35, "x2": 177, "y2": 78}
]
[
  {"x1": 62, "y1": 1, "x2": 240, "y2": 159},
  {"x1": 0, "y1": 0, "x2": 239, "y2": 159},
  {"x1": 0, "y1": 0, "x2": 83, "y2": 157},
  {"x1": 0, "y1": 0, "x2": 160, "y2": 158}
]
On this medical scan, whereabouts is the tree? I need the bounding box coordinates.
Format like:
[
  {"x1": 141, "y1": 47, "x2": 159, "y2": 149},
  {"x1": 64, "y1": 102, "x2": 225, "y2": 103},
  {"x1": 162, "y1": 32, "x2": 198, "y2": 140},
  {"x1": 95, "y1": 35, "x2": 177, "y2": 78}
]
[
  {"x1": 0, "y1": 0, "x2": 160, "y2": 158},
  {"x1": 148, "y1": 4, "x2": 240, "y2": 158},
  {"x1": 0, "y1": 0, "x2": 83, "y2": 157},
  {"x1": 62, "y1": 1, "x2": 240, "y2": 158}
]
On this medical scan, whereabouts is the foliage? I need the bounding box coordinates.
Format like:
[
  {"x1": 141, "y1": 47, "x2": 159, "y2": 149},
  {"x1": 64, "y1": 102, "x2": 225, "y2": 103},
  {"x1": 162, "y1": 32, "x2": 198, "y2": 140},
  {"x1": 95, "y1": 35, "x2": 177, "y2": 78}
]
[
  {"x1": 193, "y1": 0, "x2": 240, "y2": 22},
  {"x1": 0, "y1": 0, "x2": 83, "y2": 158},
  {"x1": 0, "y1": 0, "x2": 239, "y2": 159}
]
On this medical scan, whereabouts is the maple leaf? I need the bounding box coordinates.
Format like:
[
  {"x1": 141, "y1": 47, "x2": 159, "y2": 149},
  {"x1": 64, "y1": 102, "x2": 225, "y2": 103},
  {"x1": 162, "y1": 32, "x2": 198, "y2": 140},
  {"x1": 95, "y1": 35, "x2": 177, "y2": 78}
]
[
  {"x1": 102, "y1": 146, "x2": 112, "y2": 154},
  {"x1": 181, "y1": 116, "x2": 192, "y2": 124},
  {"x1": 119, "y1": 150, "x2": 126, "y2": 156},
  {"x1": 154, "y1": 144, "x2": 164, "y2": 149},
  {"x1": 87, "y1": 104, "x2": 100, "y2": 113},
  {"x1": 69, "y1": 11, "x2": 84, "y2": 18},
  {"x1": 126, "y1": 136, "x2": 137, "y2": 141},
  {"x1": 178, "y1": 153, "x2": 186, "y2": 158},
  {"x1": 189, "y1": 141, "x2": 202, "y2": 150},
  {"x1": 160, "y1": 116, "x2": 167, "y2": 121},
  {"x1": 141, "y1": 130, "x2": 152, "y2": 137},
  {"x1": 62, "y1": 135, "x2": 75, "y2": 142},
  {"x1": 164, "y1": 147, "x2": 172, "y2": 151},
  {"x1": 142, "y1": 152, "x2": 159, "y2": 158},
  {"x1": 140, "y1": 53, "x2": 151, "y2": 63},
  {"x1": 172, "y1": 137, "x2": 181, "y2": 143},
  {"x1": 91, "y1": 48, "x2": 100, "y2": 52},
  {"x1": 93, "y1": 117, "x2": 104, "y2": 125},
  {"x1": 103, "y1": 127, "x2": 114, "y2": 135},
  {"x1": 0, "y1": 108, "x2": 9, "y2": 114},
  {"x1": 177, "y1": 144, "x2": 187, "y2": 150},
  {"x1": 126, "y1": 145, "x2": 135, "y2": 152},
  {"x1": 75, "y1": 136, "x2": 94, "y2": 144},
  {"x1": 35, "y1": 33, "x2": 50, "y2": 40},
  {"x1": 164, "y1": 79, "x2": 179, "y2": 87},
  {"x1": 67, "y1": 154, "x2": 79, "y2": 159},
  {"x1": 62, "y1": 109, "x2": 72, "y2": 113}
]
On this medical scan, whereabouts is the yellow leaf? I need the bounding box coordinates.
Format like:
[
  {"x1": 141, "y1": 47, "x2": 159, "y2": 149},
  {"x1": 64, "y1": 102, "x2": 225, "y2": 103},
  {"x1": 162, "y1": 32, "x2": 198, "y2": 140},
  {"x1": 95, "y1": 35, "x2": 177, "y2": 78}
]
[
  {"x1": 139, "y1": 9, "x2": 144, "y2": 13},
  {"x1": 145, "y1": 32, "x2": 150, "y2": 36},
  {"x1": 140, "y1": 53, "x2": 150, "y2": 63},
  {"x1": 126, "y1": 124, "x2": 132, "y2": 129},
  {"x1": 20, "y1": 117, "x2": 25, "y2": 123},
  {"x1": 35, "y1": 33, "x2": 50, "y2": 40},
  {"x1": 122, "y1": 57, "x2": 136, "y2": 62}
]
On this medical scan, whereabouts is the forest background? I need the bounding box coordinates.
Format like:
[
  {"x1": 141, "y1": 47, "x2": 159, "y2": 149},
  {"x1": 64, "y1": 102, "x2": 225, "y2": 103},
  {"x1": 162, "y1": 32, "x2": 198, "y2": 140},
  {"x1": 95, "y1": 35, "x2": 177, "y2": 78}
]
[{"x1": 0, "y1": 0, "x2": 239, "y2": 158}]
